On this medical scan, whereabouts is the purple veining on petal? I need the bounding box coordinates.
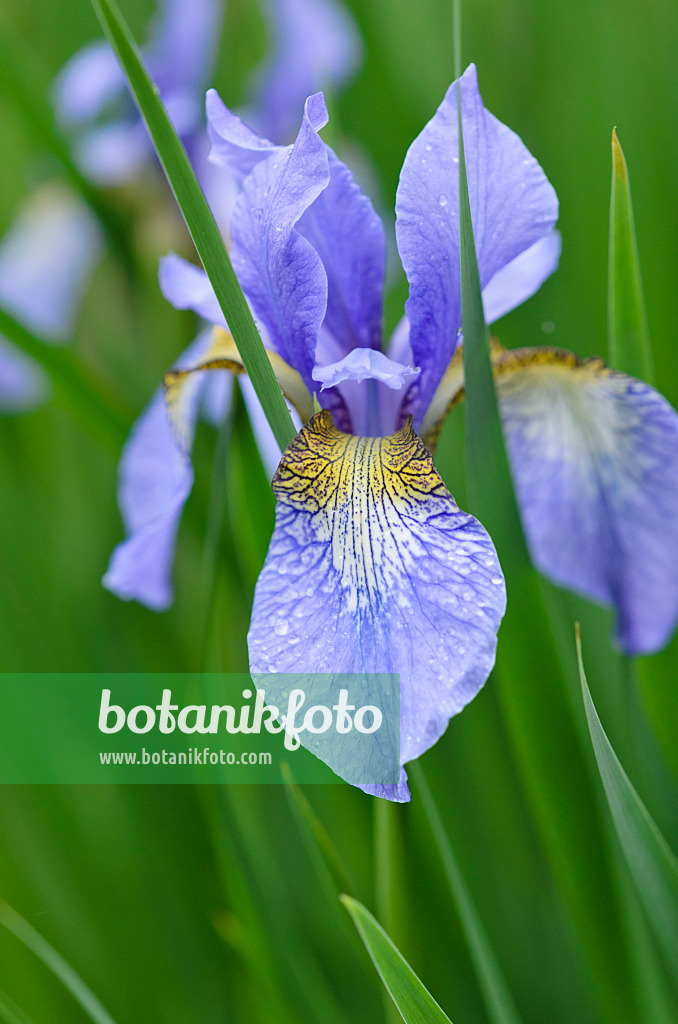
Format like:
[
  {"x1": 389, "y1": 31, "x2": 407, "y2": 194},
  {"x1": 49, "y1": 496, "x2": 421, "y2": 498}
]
[{"x1": 248, "y1": 412, "x2": 506, "y2": 801}]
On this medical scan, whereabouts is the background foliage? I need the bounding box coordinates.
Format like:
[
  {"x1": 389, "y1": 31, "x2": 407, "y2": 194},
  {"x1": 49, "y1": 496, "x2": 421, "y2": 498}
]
[{"x1": 0, "y1": 0, "x2": 677, "y2": 1021}]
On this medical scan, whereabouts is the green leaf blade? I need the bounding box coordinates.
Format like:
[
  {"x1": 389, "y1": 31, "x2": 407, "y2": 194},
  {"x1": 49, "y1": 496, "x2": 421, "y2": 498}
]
[
  {"x1": 0, "y1": 902, "x2": 119, "y2": 1024},
  {"x1": 607, "y1": 129, "x2": 654, "y2": 382},
  {"x1": 577, "y1": 632, "x2": 678, "y2": 979},
  {"x1": 455, "y1": 86, "x2": 528, "y2": 569},
  {"x1": 341, "y1": 896, "x2": 454, "y2": 1024},
  {"x1": 90, "y1": 0, "x2": 297, "y2": 451},
  {"x1": 411, "y1": 764, "x2": 523, "y2": 1024}
]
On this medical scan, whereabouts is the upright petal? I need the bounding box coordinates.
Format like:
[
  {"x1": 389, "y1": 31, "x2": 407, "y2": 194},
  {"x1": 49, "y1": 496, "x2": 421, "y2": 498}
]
[
  {"x1": 208, "y1": 92, "x2": 386, "y2": 361},
  {"x1": 298, "y1": 148, "x2": 386, "y2": 354},
  {"x1": 229, "y1": 94, "x2": 331, "y2": 388},
  {"x1": 248, "y1": 411, "x2": 506, "y2": 800},
  {"x1": 207, "y1": 90, "x2": 281, "y2": 179},
  {"x1": 0, "y1": 186, "x2": 103, "y2": 341},
  {"x1": 482, "y1": 230, "x2": 562, "y2": 325},
  {"x1": 103, "y1": 331, "x2": 215, "y2": 610},
  {"x1": 494, "y1": 349, "x2": 678, "y2": 654},
  {"x1": 395, "y1": 64, "x2": 558, "y2": 427},
  {"x1": 246, "y1": 0, "x2": 363, "y2": 142}
]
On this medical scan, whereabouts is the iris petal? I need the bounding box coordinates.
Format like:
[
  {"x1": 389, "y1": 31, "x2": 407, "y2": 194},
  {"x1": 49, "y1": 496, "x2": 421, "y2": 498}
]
[
  {"x1": 103, "y1": 331, "x2": 216, "y2": 610},
  {"x1": 229, "y1": 94, "x2": 330, "y2": 390},
  {"x1": 159, "y1": 253, "x2": 227, "y2": 327},
  {"x1": 248, "y1": 411, "x2": 506, "y2": 800},
  {"x1": 395, "y1": 63, "x2": 558, "y2": 428},
  {"x1": 313, "y1": 348, "x2": 418, "y2": 391},
  {"x1": 494, "y1": 349, "x2": 678, "y2": 654},
  {"x1": 482, "y1": 230, "x2": 562, "y2": 325},
  {"x1": 206, "y1": 90, "x2": 280, "y2": 177}
]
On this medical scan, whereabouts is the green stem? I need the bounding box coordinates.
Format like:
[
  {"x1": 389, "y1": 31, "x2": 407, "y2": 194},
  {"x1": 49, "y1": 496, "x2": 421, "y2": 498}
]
[{"x1": 91, "y1": 0, "x2": 297, "y2": 451}]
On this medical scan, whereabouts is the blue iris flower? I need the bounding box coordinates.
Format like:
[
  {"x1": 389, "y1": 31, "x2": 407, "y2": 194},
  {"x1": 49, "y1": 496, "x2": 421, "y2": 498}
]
[{"x1": 105, "y1": 64, "x2": 678, "y2": 798}]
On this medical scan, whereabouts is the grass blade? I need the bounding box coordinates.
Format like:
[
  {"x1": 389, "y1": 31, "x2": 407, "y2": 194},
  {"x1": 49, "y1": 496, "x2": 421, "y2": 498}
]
[
  {"x1": 0, "y1": 988, "x2": 38, "y2": 1024},
  {"x1": 577, "y1": 628, "x2": 678, "y2": 979},
  {"x1": 411, "y1": 764, "x2": 523, "y2": 1024},
  {"x1": 0, "y1": 901, "x2": 118, "y2": 1024},
  {"x1": 341, "y1": 896, "x2": 454, "y2": 1024},
  {"x1": 453, "y1": 28, "x2": 637, "y2": 1022},
  {"x1": 90, "y1": 0, "x2": 297, "y2": 451},
  {"x1": 0, "y1": 305, "x2": 130, "y2": 452},
  {"x1": 456, "y1": 90, "x2": 528, "y2": 565},
  {"x1": 282, "y1": 763, "x2": 362, "y2": 900},
  {"x1": 607, "y1": 129, "x2": 654, "y2": 382}
]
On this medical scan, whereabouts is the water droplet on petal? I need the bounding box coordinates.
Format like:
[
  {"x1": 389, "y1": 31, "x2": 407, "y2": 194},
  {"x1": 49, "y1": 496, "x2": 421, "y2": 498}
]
[
  {"x1": 274, "y1": 620, "x2": 289, "y2": 636},
  {"x1": 438, "y1": 195, "x2": 448, "y2": 207}
]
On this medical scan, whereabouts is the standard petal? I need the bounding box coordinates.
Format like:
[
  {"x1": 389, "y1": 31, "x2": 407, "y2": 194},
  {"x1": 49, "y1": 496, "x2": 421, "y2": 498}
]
[
  {"x1": 158, "y1": 252, "x2": 226, "y2": 326},
  {"x1": 103, "y1": 331, "x2": 213, "y2": 610},
  {"x1": 230, "y1": 94, "x2": 331, "y2": 388},
  {"x1": 298, "y1": 148, "x2": 386, "y2": 354},
  {"x1": 245, "y1": 0, "x2": 363, "y2": 142},
  {"x1": 206, "y1": 90, "x2": 280, "y2": 178},
  {"x1": 482, "y1": 230, "x2": 562, "y2": 325},
  {"x1": 0, "y1": 338, "x2": 49, "y2": 412},
  {"x1": 0, "y1": 186, "x2": 103, "y2": 340},
  {"x1": 495, "y1": 349, "x2": 678, "y2": 654},
  {"x1": 395, "y1": 63, "x2": 558, "y2": 427},
  {"x1": 248, "y1": 411, "x2": 506, "y2": 800}
]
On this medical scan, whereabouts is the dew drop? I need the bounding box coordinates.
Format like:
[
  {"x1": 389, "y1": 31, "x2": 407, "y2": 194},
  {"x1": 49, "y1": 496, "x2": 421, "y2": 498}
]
[
  {"x1": 438, "y1": 194, "x2": 448, "y2": 207},
  {"x1": 490, "y1": 575, "x2": 503, "y2": 585},
  {"x1": 274, "y1": 620, "x2": 289, "y2": 636}
]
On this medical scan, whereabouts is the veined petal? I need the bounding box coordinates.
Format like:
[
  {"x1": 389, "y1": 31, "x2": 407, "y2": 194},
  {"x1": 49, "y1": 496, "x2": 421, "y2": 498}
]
[
  {"x1": 494, "y1": 349, "x2": 678, "y2": 655},
  {"x1": 206, "y1": 90, "x2": 280, "y2": 178},
  {"x1": 248, "y1": 411, "x2": 506, "y2": 800},
  {"x1": 159, "y1": 252, "x2": 226, "y2": 326},
  {"x1": 298, "y1": 148, "x2": 386, "y2": 354},
  {"x1": 482, "y1": 230, "x2": 562, "y2": 325},
  {"x1": 246, "y1": 0, "x2": 363, "y2": 142},
  {"x1": 395, "y1": 63, "x2": 558, "y2": 427},
  {"x1": 103, "y1": 331, "x2": 214, "y2": 610},
  {"x1": 0, "y1": 186, "x2": 103, "y2": 341},
  {"x1": 230, "y1": 94, "x2": 331, "y2": 388}
]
